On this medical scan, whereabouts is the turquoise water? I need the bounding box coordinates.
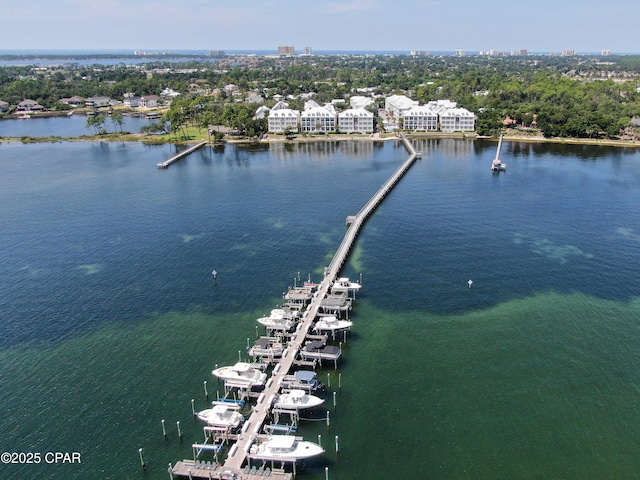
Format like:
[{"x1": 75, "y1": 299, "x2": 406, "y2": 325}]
[{"x1": 1, "y1": 138, "x2": 640, "y2": 479}]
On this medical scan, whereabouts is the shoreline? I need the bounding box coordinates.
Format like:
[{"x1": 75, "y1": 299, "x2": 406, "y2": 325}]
[{"x1": 1, "y1": 130, "x2": 640, "y2": 149}]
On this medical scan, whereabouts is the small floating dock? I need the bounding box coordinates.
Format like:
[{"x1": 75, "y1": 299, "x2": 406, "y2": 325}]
[{"x1": 157, "y1": 141, "x2": 207, "y2": 169}]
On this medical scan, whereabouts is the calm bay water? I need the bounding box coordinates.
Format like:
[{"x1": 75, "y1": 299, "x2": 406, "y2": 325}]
[
  {"x1": 1, "y1": 137, "x2": 640, "y2": 479},
  {"x1": 0, "y1": 115, "x2": 155, "y2": 138}
]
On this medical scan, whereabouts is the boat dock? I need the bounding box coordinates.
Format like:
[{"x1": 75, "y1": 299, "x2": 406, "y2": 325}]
[
  {"x1": 169, "y1": 135, "x2": 418, "y2": 478},
  {"x1": 157, "y1": 141, "x2": 207, "y2": 169},
  {"x1": 491, "y1": 134, "x2": 506, "y2": 172}
]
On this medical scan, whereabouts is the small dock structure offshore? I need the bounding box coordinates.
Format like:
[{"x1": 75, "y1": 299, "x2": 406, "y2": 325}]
[
  {"x1": 157, "y1": 141, "x2": 207, "y2": 168},
  {"x1": 166, "y1": 135, "x2": 419, "y2": 479},
  {"x1": 491, "y1": 134, "x2": 506, "y2": 172}
]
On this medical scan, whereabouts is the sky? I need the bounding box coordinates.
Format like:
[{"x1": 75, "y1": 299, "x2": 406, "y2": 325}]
[{"x1": 1, "y1": 0, "x2": 639, "y2": 54}]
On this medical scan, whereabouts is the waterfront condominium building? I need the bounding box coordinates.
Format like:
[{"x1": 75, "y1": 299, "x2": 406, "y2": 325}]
[
  {"x1": 401, "y1": 105, "x2": 438, "y2": 131},
  {"x1": 338, "y1": 108, "x2": 374, "y2": 133},
  {"x1": 384, "y1": 94, "x2": 419, "y2": 119},
  {"x1": 300, "y1": 103, "x2": 336, "y2": 133},
  {"x1": 268, "y1": 108, "x2": 300, "y2": 133},
  {"x1": 438, "y1": 107, "x2": 476, "y2": 132}
]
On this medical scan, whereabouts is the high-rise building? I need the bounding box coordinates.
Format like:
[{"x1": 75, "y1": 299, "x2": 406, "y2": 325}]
[
  {"x1": 278, "y1": 46, "x2": 295, "y2": 55},
  {"x1": 302, "y1": 47, "x2": 312, "y2": 55}
]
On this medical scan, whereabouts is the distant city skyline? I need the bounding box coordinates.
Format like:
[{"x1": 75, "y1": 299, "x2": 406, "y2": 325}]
[{"x1": 2, "y1": 0, "x2": 639, "y2": 54}]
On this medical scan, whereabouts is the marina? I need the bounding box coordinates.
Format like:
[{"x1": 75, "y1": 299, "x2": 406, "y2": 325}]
[{"x1": 168, "y1": 136, "x2": 419, "y2": 478}]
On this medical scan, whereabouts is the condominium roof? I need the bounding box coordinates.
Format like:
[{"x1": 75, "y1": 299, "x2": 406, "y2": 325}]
[
  {"x1": 269, "y1": 109, "x2": 300, "y2": 118},
  {"x1": 402, "y1": 106, "x2": 438, "y2": 117},
  {"x1": 339, "y1": 108, "x2": 374, "y2": 118}
]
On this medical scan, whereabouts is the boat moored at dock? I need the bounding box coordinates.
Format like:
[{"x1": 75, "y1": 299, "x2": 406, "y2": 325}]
[
  {"x1": 313, "y1": 315, "x2": 353, "y2": 333},
  {"x1": 196, "y1": 405, "x2": 244, "y2": 429},
  {"x1": 212, "y1": 362, "x2": 268, "y2": 387},
  {"x1": 331, "y1": 277, "x2": 362, "y2": 294},
  {"x1": 274, "y1": 389, "x2": 324, "y2": 410},
  {"x1": 300, "y1": 340, "x2": 342, "y2": 364},
  {"x1": 248, "y1": 435, "x2": 324, "y2": 461},
  {"x1": 257, "y1": 308, "x2": 299, "y2": 332},
  {"x1": 281, "y1": 370, "x2": 325, "y2": 392},
  {"x1": 248, "y1": 336, "x2": 285, "y2": 361}
]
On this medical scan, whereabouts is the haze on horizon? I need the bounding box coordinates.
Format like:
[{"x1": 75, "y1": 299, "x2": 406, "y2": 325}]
[{"x1": 2, "y1": 0, "x2": 638, "y2": 54}]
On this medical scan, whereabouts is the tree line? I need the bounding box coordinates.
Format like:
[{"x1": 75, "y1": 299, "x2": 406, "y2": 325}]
[{"x1": 2, "y1": 54, "x2": 640, "y2": 139}]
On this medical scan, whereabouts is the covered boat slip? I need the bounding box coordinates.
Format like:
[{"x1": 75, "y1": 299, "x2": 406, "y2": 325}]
[{"x1": 169, "y1": 459, "x2": 292, "y2": 479}]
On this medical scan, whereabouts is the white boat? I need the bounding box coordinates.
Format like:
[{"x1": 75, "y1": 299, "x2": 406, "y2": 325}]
[
  {"x1": 257, "y1": 308, "x2": 298, "y2": 331},
  {"x1": 313, "y1": 315, "x2": 353, "y2": 333},
  {"x1": 248, "y1": 337, "x2": 284, "y2": 360},
  {"x1": 212, "y1": 362, "x2": 268, "y2": 387},
  {"x1": 249, "y1": 435, "x2": 324, "y2": 461},
  {"x1": 331, "y1": 277, "x2": 361, "y2": 294},
  {"x1": 196, "y1": 405, "x2": 244, "y2": 428},
  {"x1": 274, "y1": 389, "x2": 324, "y2": 410}
]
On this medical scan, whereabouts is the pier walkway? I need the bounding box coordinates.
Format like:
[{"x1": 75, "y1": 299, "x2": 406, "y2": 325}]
[
  {"x1": 157, "y1": 141, "x2": 207, "y2": 168},
  {"x1": 170, "y1": 135, "x2": 418, "y2": 479}
]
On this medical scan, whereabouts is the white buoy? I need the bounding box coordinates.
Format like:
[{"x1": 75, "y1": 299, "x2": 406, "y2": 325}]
[{"x1": 468, "y1": 279, "x2": 473, "y2": 289}]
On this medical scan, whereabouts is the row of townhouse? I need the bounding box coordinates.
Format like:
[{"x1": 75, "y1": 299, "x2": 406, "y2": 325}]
[
  {"x1": 385, "y1": 95, "x2": 476, "y2": 132},
  {"x1": 265, "y1": 99, "x2": 375, "y2": 134}
]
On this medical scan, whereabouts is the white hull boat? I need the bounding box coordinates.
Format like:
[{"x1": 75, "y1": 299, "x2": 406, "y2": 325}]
[
  {"x1": 249, "y1": 435, "x2": 324, "y2": 461},
  {"x1": 274, "y1": 389, "x2": 324, "y2": 410},
  {"x1": 257, "y1": 309, "x2": 298, "y2": 331},
  {"x1": 197, "y1": 405, "x2": 244, "y2": 428},
  {"x1": 313, "y1": 315, "x2": 352, "y2": 333},
  {"x1": 212, "y1": 362, "x2": 268, "y2": 387},
  {"x1": 331, "y1": 277, "x2": 361, "y2": 294}
]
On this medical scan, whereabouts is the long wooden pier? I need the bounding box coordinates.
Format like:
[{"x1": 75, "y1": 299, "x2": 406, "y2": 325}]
[
  {"x1": 157, "y1": 141, "x2": 207, "y2": 168},
  {"x1": 170, "y1": 135, "x2": 418, "y2": 479}
]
